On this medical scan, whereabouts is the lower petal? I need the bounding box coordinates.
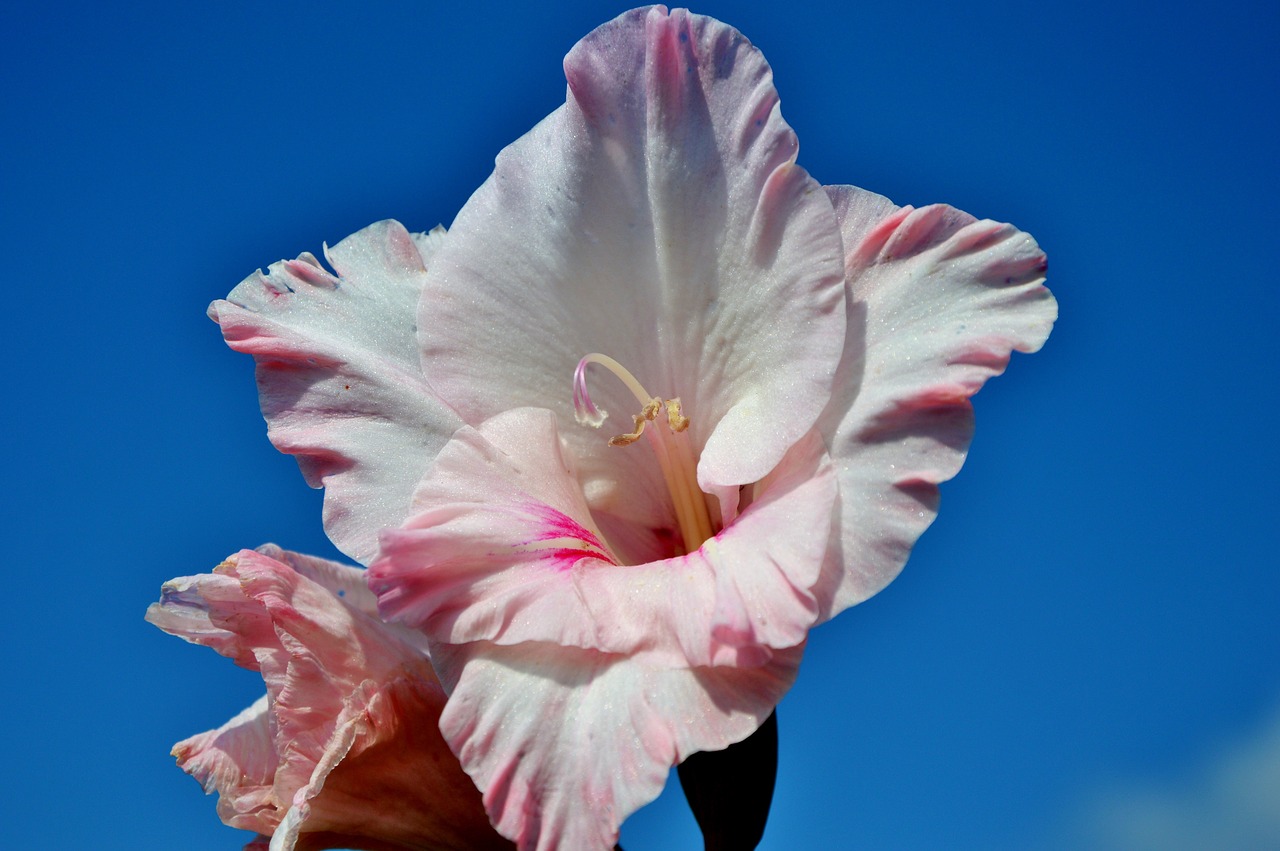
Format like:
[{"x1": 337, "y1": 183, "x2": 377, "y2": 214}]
[
  {"x1": 432, "y1": 641, "x2": 803, "y2": 851},
  {"x1": 372, "y1": 408, "x2": 835, "y2": 669},
  {"x1": 150, "y1": 548, "x2": 505, "y2": 849}
]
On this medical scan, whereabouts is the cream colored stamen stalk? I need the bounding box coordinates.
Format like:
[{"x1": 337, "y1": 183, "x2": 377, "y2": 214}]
[{"x1": 573, "y1": 354, "x2": 715, "y2": 553}]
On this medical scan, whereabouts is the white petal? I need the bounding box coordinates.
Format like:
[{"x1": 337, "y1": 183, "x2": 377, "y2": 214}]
[
  {"x1": 211, "y1": 221, "x2": 462, "y2": 564},
  {"x1": 433, "y1": 641, "x2": 802, "y2": 851},
  {"x1": 815, "y1": 186, "x2": 1057, "y2": 618},
  {"x1": 417, "y1": 7, "x2": 845, "y2": 534}
]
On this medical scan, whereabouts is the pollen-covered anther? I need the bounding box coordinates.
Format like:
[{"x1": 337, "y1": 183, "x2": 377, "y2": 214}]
[
  {"x1": 608, "y1": 396, "x2": 687, "y2": 447},
  {"x1": 608, "y1": 413, "x2": 649, "y2": 447},
  {"x1": 665, "y1": 398, "x2": 689, "y2": 433}
]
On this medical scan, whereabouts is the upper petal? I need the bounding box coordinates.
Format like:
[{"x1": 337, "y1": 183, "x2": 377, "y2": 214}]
[
  {"x1": 417, "y1": 7, "x2": 845, "y2": 532},
  {"x1": 814, "y1": 185, "x2": 1057, "y2": 619},
  {"x1": 210, "y1": 221, "x2": 463, "y2": 565}
]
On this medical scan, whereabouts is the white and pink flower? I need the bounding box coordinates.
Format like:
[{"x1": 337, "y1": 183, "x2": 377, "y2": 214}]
[{"x1": 157, "y1": 6, "x2": 1056, "y2": 850}]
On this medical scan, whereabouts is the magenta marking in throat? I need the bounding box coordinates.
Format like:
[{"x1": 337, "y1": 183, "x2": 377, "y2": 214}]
[{"x1": 522, "y1": 503, "x2": 614, "y2": 569}]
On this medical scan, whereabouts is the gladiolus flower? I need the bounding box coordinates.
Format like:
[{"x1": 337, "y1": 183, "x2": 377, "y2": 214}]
[
  {"x1": 203, "y1": 5, "x2": 1056, "y2": 849},
  {"x1": 147, "y1": 545, "x2": 512, "y2": 851}
]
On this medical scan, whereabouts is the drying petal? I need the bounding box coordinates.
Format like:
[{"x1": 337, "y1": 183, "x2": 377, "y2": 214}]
[
  {"x1": 432, "y1": 640, "x2": 803, "y2": 851},
  {"x1": 417, "y1": 6, "x2": 845, "y2": 533},
  {"x1": 371, "y1": 408, "x2": 834, "y2": 669},
  {"x1": 148, "y1": 547, "x2": 507, "y2": 850},
  {"x1": 266, "y1": 676, "x2": 511, "y2": 851},
  {"x1": 254, "y1": 543, "x2": 432, "y2": 656},
  {"x1": 814, "y1": 186, "x2": 1058, "y2": 618},
  {"x1": 210, "y1": 222, "x2": 463, "y2": 564},
  {"x1": 172, "y1": 695, "x2": 277, "y2": 832}
]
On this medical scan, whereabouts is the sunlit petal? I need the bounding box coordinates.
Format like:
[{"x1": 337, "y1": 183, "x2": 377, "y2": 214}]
[
  {"x1": 432, "y1": 640, "x2": 802, "y2": 851},
  {"x1": 210, "y1": 222, "x2": 463, "y2": 564},
  {"x1": 417, "y1": 7, "x2": 845, "y2": 532},
  {"x1": 814, "y1": 185, "x2": 1057, "y2": 618}
]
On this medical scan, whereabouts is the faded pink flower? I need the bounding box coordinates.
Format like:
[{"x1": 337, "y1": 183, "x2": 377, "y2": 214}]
[
  {"x1": 204, "y1": 6, "x2": 1056, "y2": 849},
  {"x1": 147, "y1": 545, "x2": 512, "y2": 851}
]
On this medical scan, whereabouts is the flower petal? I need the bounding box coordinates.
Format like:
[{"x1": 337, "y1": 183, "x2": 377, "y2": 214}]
[
  {"x1": 147, "y1": 569, "x2": 271, "y2": 672},
  {"x1": 417, "y1": 7, "x2": 845, "y2": 532},
  {"x1": 251, "y1": 543, "x2": 380, "y2": 617},
  {"x1": 210, "y1": 221, "x2": 463, "y2": 564},
  {"x1": 432, "y1": 640, "x2": 802, "y2": 851},
  {"x1": 149, "y1": 548, "x2": 508, "y2": 849},
  {"x1": 172, "y1": 696, "x2": 278, "y2": 832},
  {"x1": 369, "y1": 408, "x2": 622, "y2": 654},
  {"x1": 814, "y1": 185, "x2": 1057, "y2": 618},
  {"x1": 268, "y1": 676, "x2": 512, "y2": 851},
  {"x1": 253, "y1": 543, "x2": 433, "y2": 657},
  {"x1": 371, "y1": 408, "x2": 834, "y2": 669}
]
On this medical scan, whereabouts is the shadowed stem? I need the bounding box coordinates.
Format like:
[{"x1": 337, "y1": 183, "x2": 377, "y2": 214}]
[{"x1": 677, "y1": 711, "x2": 778, "y2": 850}]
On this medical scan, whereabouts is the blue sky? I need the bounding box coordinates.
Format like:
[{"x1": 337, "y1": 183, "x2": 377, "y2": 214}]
[{"x1": 3, "y1": 1, "x2": 1276, "y2": 848}]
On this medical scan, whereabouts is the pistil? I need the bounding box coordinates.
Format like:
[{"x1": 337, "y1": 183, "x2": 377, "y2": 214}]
[{"x1": 573, "y1": 354, "x2": 715, "y2": 553}]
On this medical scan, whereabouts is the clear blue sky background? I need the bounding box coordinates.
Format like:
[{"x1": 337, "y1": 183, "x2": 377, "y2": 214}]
[{"x1": 3, "y1": 1, "x2": 1276, "y2": 848}]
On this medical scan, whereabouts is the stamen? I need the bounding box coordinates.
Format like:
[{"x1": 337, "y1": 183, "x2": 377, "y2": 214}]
[
  {"x1": 572, "y1": 354, "x2": 716, "y2": 552},
  {"x1": 608, "y1": 414, "x2": 648, "y2": 447},
  {"x1": 665, "y1": 398, "x2": 689, "y2": 432}
]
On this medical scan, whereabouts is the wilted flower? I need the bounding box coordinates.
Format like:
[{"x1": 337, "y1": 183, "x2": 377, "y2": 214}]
[
  {"x1": 192, "y1": 5, "x2": 1056, "y2": 850},
  {"x1": 147, "y1": 545, "x2": 511, "y2": 851}
]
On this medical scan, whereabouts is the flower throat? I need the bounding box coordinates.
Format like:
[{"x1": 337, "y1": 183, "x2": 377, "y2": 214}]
[{"x1": 573, "y1": 354, "x2": 715, "y2": 553}]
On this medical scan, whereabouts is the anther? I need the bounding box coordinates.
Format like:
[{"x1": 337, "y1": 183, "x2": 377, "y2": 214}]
[
  {"x1": 608, "y1": 414, "x2": 648, "y2": 446},
  {"x1": 665, "y1": 398, "x2": 689, "y2": 433}
]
